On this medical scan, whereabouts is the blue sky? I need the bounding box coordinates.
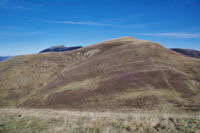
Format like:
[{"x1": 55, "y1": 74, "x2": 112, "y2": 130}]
[{"x1": 0, "y1": 0, "x2": 200, "y2": 56}]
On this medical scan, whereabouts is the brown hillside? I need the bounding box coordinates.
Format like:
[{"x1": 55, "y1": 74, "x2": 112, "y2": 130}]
[
  {"x1": 0, "y1": 37, "x2": 200, "y2": 112},
  {"x1": 171, "y1": 48, "x2": 200, "y2": 59}
]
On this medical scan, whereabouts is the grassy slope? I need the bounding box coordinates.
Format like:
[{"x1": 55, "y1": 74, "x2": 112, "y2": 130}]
[
  {"x1": 0, "y1": 49, "x2": 92, "y2": 107},
  {"x1": 0, "y1": 37, "x2": 200, "y2": 112}
]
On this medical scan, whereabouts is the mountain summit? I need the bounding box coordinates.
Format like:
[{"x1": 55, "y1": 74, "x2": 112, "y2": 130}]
[{"x1": 0, "y1": 37, "x2": 199, "y2": 112}]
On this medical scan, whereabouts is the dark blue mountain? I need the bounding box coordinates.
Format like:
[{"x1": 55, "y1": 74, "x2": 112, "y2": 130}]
[
  {"x1": 171, "y1": 48, "x2": 200, "y2": 59},
  {"x1": 0, "y1": 56, "x2": 12, "y2": 62},
  {"x1": 39, "y1": 45, "x2": 82, "y2": 53}
]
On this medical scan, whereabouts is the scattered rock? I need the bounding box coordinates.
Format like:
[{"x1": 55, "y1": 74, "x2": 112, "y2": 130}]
[
  {"x1": 0, "y1": 123, "x2": 5, "y2": 127},
  {"x1": 169, "y1": 117, "x2": 174, "y2": 122},
  {"x1": 154, "y1": 123, "x2": 166, "y2": 131}
]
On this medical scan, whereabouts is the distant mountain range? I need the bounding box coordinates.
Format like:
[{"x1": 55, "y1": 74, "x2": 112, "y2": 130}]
[
  {"x1": 39, "y1": 45, "x2": 200, "y2": 59},
  {"x1": 171, "y1": 48, "x2": 200, "y2": 59},
  {"x1": 0, "y1": 56, "x2": 12, "y2": 62},
  {"x1": 1, "y1": 46, "x2": 199, "y2": 63},
  {"x1": 39, "y1": 45, "x2": 82, "y2": 53}
]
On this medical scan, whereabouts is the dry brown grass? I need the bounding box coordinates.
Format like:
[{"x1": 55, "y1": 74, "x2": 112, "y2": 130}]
[
  {"x1": 0, "y1": 37, "x2": 200, "y2": 112},
  {"x1": 0, "y1": 108, "x2": 199, "y2": 133}
]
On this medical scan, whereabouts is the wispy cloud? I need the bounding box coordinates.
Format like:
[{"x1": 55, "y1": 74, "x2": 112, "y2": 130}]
[
  {"x1": 135, "y1": 32, "x2": 200, "y2": 38},
  {"x1": 0, "y1": 31, "x2": 45, "y2": 38},
  {"x1": 0, "y1": 0, "x2": 42, "y2": 10},
  {"x1": 56, "y1": 21, "x2": 146, "y2": 28},
  {"x1": 104, "y1": 14, "x2": 142, "y2": 23},
  {"x1": 27, "y1": 31, "x2": 45, "y2": 35},
  {"x1": 56, "y1": 21, "x2": 115, "y2": 26},
  {"x1": 0, "y1": 26, "x2": 26, "y2": 30},
  {"x1": 1, "y1": 6, "x2": 37, "y2": 10}
]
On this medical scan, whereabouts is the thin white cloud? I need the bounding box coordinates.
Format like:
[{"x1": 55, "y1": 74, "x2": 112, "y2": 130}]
[
  {"x1": 0, "y1": 0, "x2": 41, "y2": 10},
  {"x1": 56, "y1": 21, "x2": 114, "y2": 26},
  {"x1": 0, "y1": 31, "x2": 45, "y2": 38},
  {"x1": 1, "y1": 6, "x2": 37, "y2": 10},
  {"x1": 104, "y1": 14, "x2": 142, "y2": 23},
  {"x1": 0, "y1": 26, "x2": 26, "y2": 30},
  {"x1": 27, "y1": 31, "x2": 45, "y2": 35},
  {"x1": 56, "y1": 21, "x2": 146, "y2": 28},
  {"x1": 135, "y1": 32, "x2": 200, "y2": 38}
]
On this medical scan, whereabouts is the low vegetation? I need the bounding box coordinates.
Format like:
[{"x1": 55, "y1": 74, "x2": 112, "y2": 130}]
[
  {"x1": 0, "y1": 37, "x2": 200, "y2": 133},
  {"x1": 0, "y1": 37, "x2": 200, "y2": 111},
  {"x1": 0, "y1": 108, "x2": 199, "y2": 133}
]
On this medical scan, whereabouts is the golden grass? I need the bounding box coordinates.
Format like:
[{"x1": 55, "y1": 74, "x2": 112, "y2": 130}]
[
  {"x1": 0, "y1": 108, "x2": 199, "y2": 133},
  {"x1": 0, "y1": 37, "x2": 199, "y2": 112}
]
